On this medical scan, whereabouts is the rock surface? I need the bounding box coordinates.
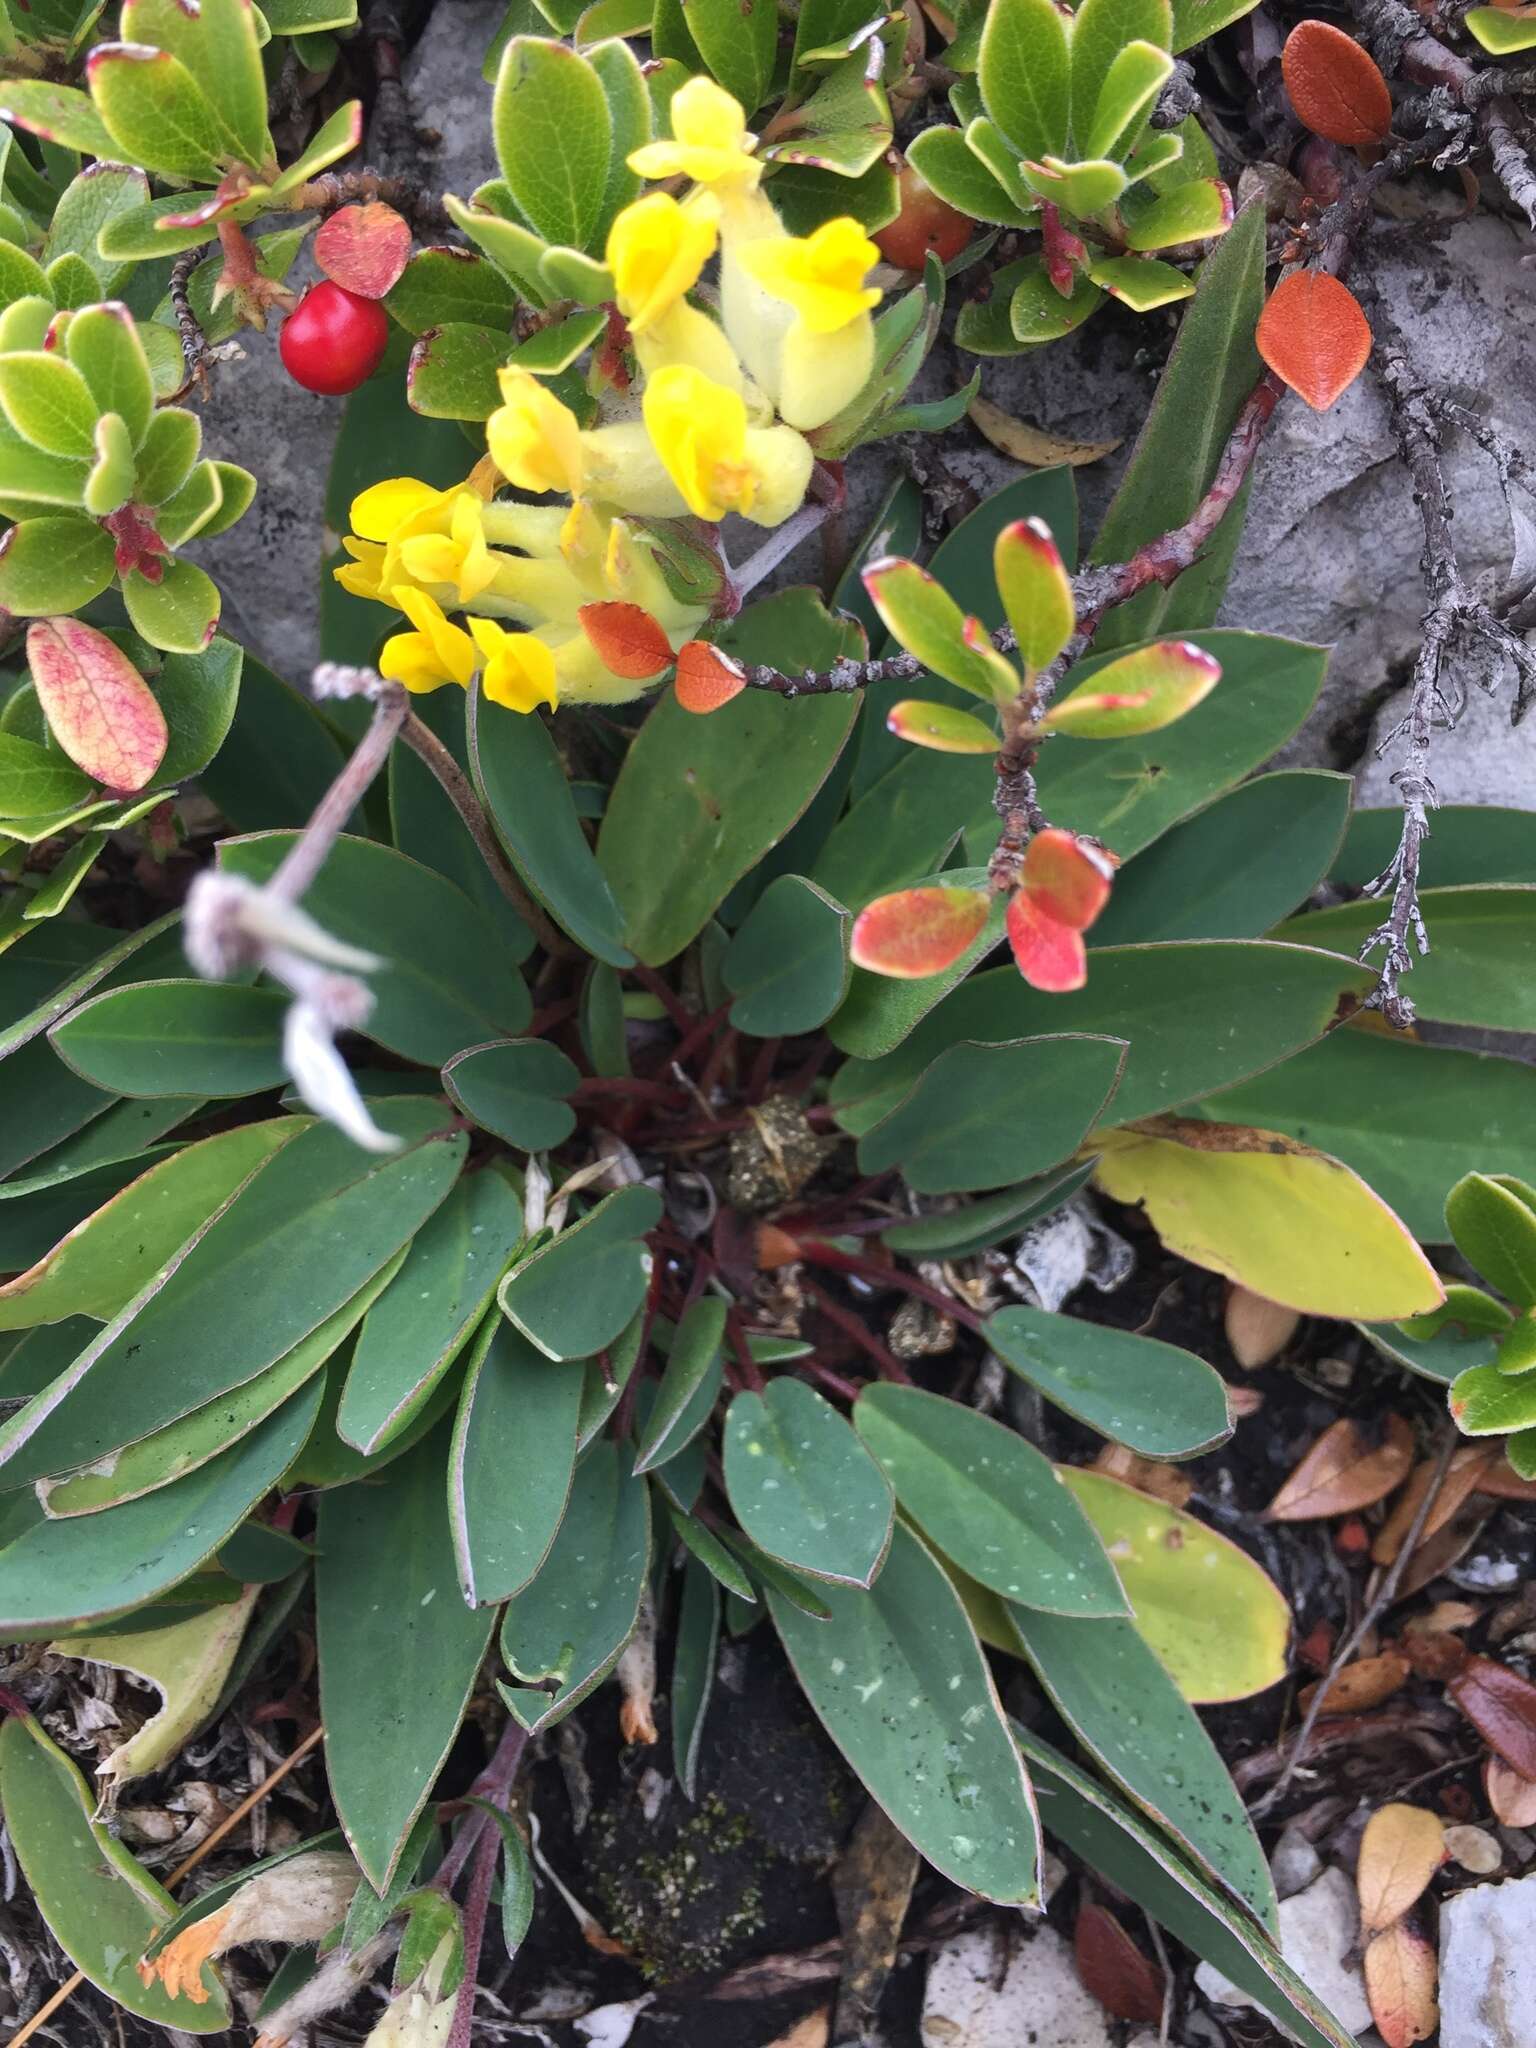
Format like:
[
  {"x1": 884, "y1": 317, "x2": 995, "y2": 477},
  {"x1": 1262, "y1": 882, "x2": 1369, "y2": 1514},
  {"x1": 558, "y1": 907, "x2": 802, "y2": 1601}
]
[
  {"x1": 1193, "y1": 1866, "x2": 1372, "y2": 2036},
  {"x1": 921, "y1": 1921, "x2": 1115, "y2": 2048},
  {"x1": 1439, "y1": 1871, "x2": 1536, "y2": 2048}
]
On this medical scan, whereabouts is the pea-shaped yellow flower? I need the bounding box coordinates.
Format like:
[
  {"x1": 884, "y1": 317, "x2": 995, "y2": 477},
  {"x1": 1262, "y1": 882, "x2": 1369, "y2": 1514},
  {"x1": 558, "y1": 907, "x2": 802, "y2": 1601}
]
[
  {"x1": 487, "y1": 367, "x2": 584, "y2": 496},
  {"x1": 609, "y1": 191, "x2": 719, "y2": 335},
  {"x1": 731, "y1": 217, "x2": 882, "y2": 431},
  {"x1": 396, "y1": 491, "x2": 497, "y2": 608},
  {"x1": 629, "y1": 77, "x2": 762, "y2": 195},
  {"x1": 642, "y1": 364, "x2": 812, "y2": 526},
  {"x1": 466, "y1": 617, "x2": 559, "y2": 713},
  {"x1": 379, "y1": 588, "x2": 477, "y2": 694}
]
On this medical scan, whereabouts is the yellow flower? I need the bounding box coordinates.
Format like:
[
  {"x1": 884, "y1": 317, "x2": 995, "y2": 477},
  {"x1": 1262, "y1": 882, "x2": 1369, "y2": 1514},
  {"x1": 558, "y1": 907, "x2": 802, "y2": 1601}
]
[
  {"x1": 629, "y1": 77, "x2": 761, "y2": 194},
  {"x1": 332, "y1": 474, "x2": 497, "y2": 608},
  {"x1": 609, "y1": 191, "x2": 719, "y2": 335},
  {"x1": 739, "y1": 218, "x2": 882, "y2": 333},
  {"x1": 641, "y1": 364, "x2": 812, "y2": 526},
  {"x1": 379, "y1": 587, "x2": 477, "y2": 694},
  {"x1": 467, "y1": 616, "x2": 559, "y2": 712},
  {"x1": 396, "y1": 491, "x2": 497, "y2": 607},
  {"x1": 333, "y1": 535, "x2": 389, "y2": 603},
  {"x1": 486, "y1": 367, "x2": 584, "y2": 496}
]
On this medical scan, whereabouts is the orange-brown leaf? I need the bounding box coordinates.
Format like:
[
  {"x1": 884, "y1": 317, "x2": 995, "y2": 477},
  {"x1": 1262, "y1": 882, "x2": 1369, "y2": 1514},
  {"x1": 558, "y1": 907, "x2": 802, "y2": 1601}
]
[
  {"x1": 1372, "y1": 1445, "x2": 1495, "y2": 1565},
  {"x1": 1224, "y1": 1285, "x2": 1300, "y2": 1369},
  {"x1": 1257, "y1": 269, "x2": 1373, "y2": 412},
  {"x1": 1363, "y1": 1920, "x2": 1438, "y2": 2048},
  {"x1": 1485, "y1": 1754, "x2": 1536, "y2": 1826},
  {"x1": 1073, "y1": 1903, "x2": 1165, "y2": 2024},
  {"x1": 1474, "y1": 1456, "x2": 1536, "y2": 1502},
  {"x1": 313, "y1": 201, "x2": 412, "y2": 299},
  {"x1": 578, "y1": 601, "x2": 674, "y2": 680},
  {"x1": 1282, "y1": 20, "x2": 1394, "y2": 144},
  {"x1": 1298, "y1": 1650, "x2": 1410, "y2": 1718},
  {"x1": 850, "y1": 885, "x2": 989, "y2": 979},
  {"x1": 1448, "y1": 1654, "x2": 1536, "y2": 1778},
  {"x1": 26, "y1": 617, "x2": 167, "y2": 793},
  {"x1": 1262, "y1": 1414, "x2": 1414, "y2": 1521},
  {"x1": 674, "y1": 640, "x2": 746, "y2": 714},
  {"x1": 1357, "y1": 1803, "x2": 1445, "y2": 1933}
]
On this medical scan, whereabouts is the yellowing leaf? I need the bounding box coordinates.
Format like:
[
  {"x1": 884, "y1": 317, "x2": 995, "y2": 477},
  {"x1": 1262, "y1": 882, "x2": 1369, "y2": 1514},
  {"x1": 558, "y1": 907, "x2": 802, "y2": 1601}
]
[
  {"x1": 1040, "y1": 639, "x2": 1221, "y2": 738},
  {"x1": 1057, "y1": 1466, "x2": 1290, "y2": 1704},
  {"x1": 968, "y1": 394, "x2": 1120, "y2": 468},
  {"x1": 993, "y1": 516, "x2": 1075, "y2": 677},
  {"x1": 850, "y1": 886, "x2": 990, "y2": 979},
  {"x1": 1094, "y1": 1118, "x2": 1445, "y2": 1320},
  {"x1": 885, "y1": 699, "x2": 998, "y2": 754},
  {"x1": 1357, "y1": 1803, "x2": 1445, "y2": 1934},
  {"x1": 1364, "y1": 1921, "x2": 1438, "y2": 2048},
  {"x1": 26, "y1": 616, "x2": 168, "y2": 792}
]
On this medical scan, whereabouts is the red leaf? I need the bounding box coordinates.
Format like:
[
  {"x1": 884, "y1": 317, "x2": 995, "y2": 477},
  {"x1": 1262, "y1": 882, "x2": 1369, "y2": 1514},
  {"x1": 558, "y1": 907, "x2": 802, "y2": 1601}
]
[
  {"x1": 1448, "y1": 1654, "x2": 1536, "y2": 1778},
  {"x1": 850, "y1": 886, "x2": 989, "y2": 979},
  {"x1": 1021, "y1": 828, "x2": 1113, "y2": 930},
  {"x1": 1282, "y1": 21, "x2": 1393, "y2": 145},
  {"x1": 1006, "y1": 889, "x2": 1086, "y2": 992},
  {"x1": 578, "y1": 601, "x2": 673, "y2": 680},
  {"x1": 25, "y1": 617, "x2": 167, "y2": 794},
  {"x1": 313, "y1": 202, "x2": 412, "y2": 300},
  {"x1": 1257, "y1": 270, "x2": 1373, "y2": 412},
  {"x1": 674, "y1": 640, "x2": 746, "y2": 714},
  {"x1": 1074, "y1": 1903, "x2": 1165, "y2": 2023},
  {"x1": 1364, "y1": 1919, "x2": 1438, "y2": 2048}
]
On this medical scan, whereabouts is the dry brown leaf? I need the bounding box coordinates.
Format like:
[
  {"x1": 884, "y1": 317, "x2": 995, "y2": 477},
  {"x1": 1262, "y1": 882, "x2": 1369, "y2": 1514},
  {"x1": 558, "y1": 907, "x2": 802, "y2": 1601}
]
[
  {"x1": 1448, "y1": 1654, "x2": 1536, "y2": 1778},
  {"x1": 1073, "y1": 1902, "x2": 1165, "y2": 2023},
  {"x1": 1357, "y1": 1804, "x2": 1445, "y2": 1933},
  {"x1": 1404, "y1": 1601, "x2": 1480, "y2": 1637},
  {"x1": 766, "y1": 2008, "x2": 831, "y2": 2048},
  {"x1": 1298, "y1": 1651, "x2": 1410, "y2": 1718},
  {"x1": 1474, "y1": 1457, "x2": 1536, "y2": 1502},
  {"x1": 1263, "y1": 1415, "x2": 1415, "y2": 1522},
  {"x1": 1363, "y1": 1920, "x2": 1439, "y2": 2048},
  {"x1": 1372, "y1": 1445, "x2": 1495, "y2": 1565},
  {"x1": 1090, "y1": 1444, "x2": 1193, "y2": 1508},
  {"x1": 1485, "y1": 1754, "x2": 1536, "y2": 1827},
  {"x1": 1442, "y1": 1824, "x2": 1502, "y2": 1874},
  {"x1": 1391, "y1": 1504, "x2": 1491, "y2": 1603},
  {"x1": 968, "y1": 395, "x2": 1121, "y2": 469},
  {"x1": 1225, "y1": 1285, "x2": 1300, "y2": 1369}
]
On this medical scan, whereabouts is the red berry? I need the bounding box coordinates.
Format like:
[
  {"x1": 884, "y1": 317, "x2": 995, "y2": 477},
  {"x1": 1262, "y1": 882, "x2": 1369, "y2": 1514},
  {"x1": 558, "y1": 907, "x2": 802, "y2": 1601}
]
[
  {"x1": 874, "y1": 164, "x2": 975, "y2": 270},
  {"x1": 278, "y1": 280, "x2": 389, "y2": 396}
]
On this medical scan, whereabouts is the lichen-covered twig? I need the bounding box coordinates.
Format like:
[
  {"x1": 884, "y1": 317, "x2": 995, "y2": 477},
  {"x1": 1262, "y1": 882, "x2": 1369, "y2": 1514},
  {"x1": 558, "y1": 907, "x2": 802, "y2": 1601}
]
[{"x1": 166, "y1": 242, "x2": 214, "y2": 403}]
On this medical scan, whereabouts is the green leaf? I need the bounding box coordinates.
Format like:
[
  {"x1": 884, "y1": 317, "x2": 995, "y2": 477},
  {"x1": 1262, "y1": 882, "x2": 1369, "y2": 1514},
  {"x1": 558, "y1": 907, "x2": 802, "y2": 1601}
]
[
  {"x1": 498, "y1": 1439, "x2": 651, "y2": 1732},
  {"x1": 198, "y1": 655, "x2": 347, "y2": 833},
  {"x1": 339, "y1": 1168, "x2": 522, "y2": 1454},
  {"x1": 1275, "y1": 887, "x2": 1536, "y2": 1033},
  {"x1": 1465, "y1": 3, "x2": 1536, "y2": 48},
  {"x1": 317, "y1": 1419, "x2": 494, "y2": 1888},
  {"x1": 723, "y1": 1377, "x2": 894, "y2": 1587},
  {"x1": 449, "y1": 1316, "x2": 582, "y2": 1604},
  {"x1": 66, "y1": 302, "x2": 154, "y2": 447},
  {"x1": 589, "y1": 38, "x2": 651, "y2": 250},
  {"x1": 219, "y1": 832, "x2": 533, "y2": 1061},
  {"x1": 121, "y1": 558, "x2": 221, "y2": 654},
  {"x1": 1008, "y1": 1602, "x2": 1275, "y2": 1929},
  {"x1": 1069, "y1": 0, "x2": 1171, "y2": 148},
  {"x1": 755, "y1": 46, "x2": 892, "y2": 178},
  {"x1": 0, "y1": 238, "x2": 50, "y2": 306},
  {"x1": 0, "y1": 1103, "x2": 465, "y2": 1483},
  {"x1": 1447, "y1": 1171, "x2": 1536, "y2": 1310},
  {"x1": 0, "y1": 1714, "x2": 231, "y2": 2028},
  {"x1": 1122, "y1": 178, "x2": 1231, "y2": 249},
  {"x1": 1198, "y1": 1029, "x2": 1536, "y2": 1244},
  {"x1": 0, "y1": 1120, "x2": 292, "y2": 1330},
  {"x1": 84, "y1": 409, "x2": 135, "y2": 515},
  {"x1": 1020, "y1": 155, "x2": 1127, "y2": 214},
  {"x1": 0, "y1": 514, "x2": 114, "y2": 618},
  {"x1": 598, "y1": 589, "x2": 861, "y2": 965},
  {"x1": 468, "y1": 682, "x2": 632, "y2": 967},
  {"x1": 885, "y1": 700, "x2": 999, "y2": 755},
  {"x1": 832, "y1": 939, "x2": 1372, "y2": 1137},
  {"x1": 133, "y1": 404, "x2": 201, "y2": 505},
  {"x1": 1091, "y1": 770, "x2": 1351, "y2": 946},
  {"x1": 153, "y1": 0, "x2": 273, "y2": 169},
  {"x1": 863, "y1": 558, "x2": 1013, "y2": 704},
  {"x1": 0, "y1": 413, "x2": 92, "y2": 512},
  {"x1": 441, "y1": 192, "x2": 551, "y2": 308},
  {"x1": 0, "y1": 731, "x2": 94, "y2": 819},
  {"x1": 1089, "y1": 252, "x2": 1196, "y2": 311},
  {"x1": 634, "y1": 1297, "x2": 726, "y2": 1474},
  {"x1": 85, "y1": 43, "x2": 237, "y2": 182},
  {"x1": 0, "y1": 350, "x2": 98, "y2": 458},
  {"x1": 1451, "y1": 1360, "x2": 1536, "y2": 1435},
  {"x1": 671, "y1": 1555, "x2": 720, "y2": 1797},
  {"x1": 1335, "y1": 803, "x2": 1536, "y2": 889},
  {"x1": 1084, "y1": 37, "x2": 1173, "y2": 158},
  {"x1": 1358, "y1": 1286, "x2": 1508, "y2": 1388},
  {"x1": 856, "y1": 1385, "x2": 1128, "y2": 1616},
  {"x1": 681, "y1": 0, "x2": 777, "y2": 109},
  {"x1": 576, "y1": 1307, "x2": 646, "y2": 1451},
  {"x1": 498, "y1": 1184, "x2": 662, "y2": 1361},
  {"x1": 0, "y1": 1379, "x2": 322, "y2": 1631},
  {"x1": 878, "y1": 1158, "x2": 1097, "y2": 1256},
  {"x1": 723, "y1": 874, "x2": 851, "y2": 1035},
  {"x1": 903, "y1": 124, "x2": 1036, "y2": 228},
  {"x1": 442, "y1": 1038, "x2": 579, "y2": 1151},
  {"x1": 51, "y1": 978, "x2": 287, "y2": 1096},
  {"x1": 0, "y1": 80, "x2": 116, "y2": 156},
  {"x1": 386, "y1": 247, "x2": 519, "y2": 336},
  {"x1": 145, "y1": 634, "x2": 243, "y2": 786},
  {"x1": 1008, "y1": 261, "x2": 1104, "y2": 347},
  {"x1": 406, "y1": 321, "x2": 511, "y2": 420},
  {"x1": 977, "y1": 0, "x2": 1070, "y2": 160},
  {"x1": 1088, "y1": 204, "x2": 1264, "y2": 646},
  {"x1": 493, "y1": 36, "x2": 611, "y2": 251},
  {"x1": 989, "y1": 1304, "x2": 1232, "y2": 1456},
  {"x1": 769, "y1": 1520, "x2": 1040, "y2": 1901},
  {"x1": 856, "y1": 1033, "x2": 1124, "y2": 1194}
]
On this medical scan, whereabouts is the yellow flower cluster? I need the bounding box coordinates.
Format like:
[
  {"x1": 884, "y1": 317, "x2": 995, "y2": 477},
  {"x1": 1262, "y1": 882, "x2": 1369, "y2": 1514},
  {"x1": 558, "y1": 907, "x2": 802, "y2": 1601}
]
[{"x1": 333, "y1": 78, "x2": 885, "y2": 711}]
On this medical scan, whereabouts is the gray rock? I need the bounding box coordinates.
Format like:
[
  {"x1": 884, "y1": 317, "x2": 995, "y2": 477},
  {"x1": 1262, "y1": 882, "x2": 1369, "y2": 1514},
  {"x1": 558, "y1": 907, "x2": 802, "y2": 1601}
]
[
  {"x1": 1440, "y1": 1871, "x2": 1536, "y2": 2048},
  {"x1": 922, "y1": 1922, "x2": 1115, "y2": 2048},
  {"x1": 1194, "y1": 1866, "x2": 1372, "y2": 2036}
]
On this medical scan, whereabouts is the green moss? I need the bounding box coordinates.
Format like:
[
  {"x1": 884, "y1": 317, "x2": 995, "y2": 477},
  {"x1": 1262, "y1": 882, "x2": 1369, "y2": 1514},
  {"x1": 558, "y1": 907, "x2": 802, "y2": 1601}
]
[{"x1": 591, "y1": 1792, "x2": 770, "y2": 1982}]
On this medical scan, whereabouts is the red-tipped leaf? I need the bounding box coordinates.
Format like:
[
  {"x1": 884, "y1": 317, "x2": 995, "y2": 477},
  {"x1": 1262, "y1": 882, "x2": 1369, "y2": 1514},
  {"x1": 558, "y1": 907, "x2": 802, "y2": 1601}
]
[
  {"x1": 1282, "y1": 21, "x2": 1393, "y2": 145},
  {"x1": 26, "y1": 617, "x2": 167, "y2": 793},
  {"x1": 850, "y1": 886, "x2": 989, "y2": 979},
  {"x1": 886, "y1": 699, "x2": 998, "y2": 754},
  {"x1": 674, "y1": 640, "x2": 747, "y2": 713},
  {"x1": 313, "y1": 201, "x2": 413, "y2": 300},
  {"x1": 994, "y1": 516, "x2": 1075, "y2": 677},
  {"x1": 1021, "y1": 828, "x2": 1113, "y2": 930},
  {"x1": 1006, "y1": 888, "x2": 1087, "y2": 993},
  {"x1": 1041, "y1": 641, "x2": 1221, "y2": 737},
  {"x1": 578, "y1": 601, "x2": 674, "y2": 680},
  {"x1": 1257, "y1": 269, "x2": 1372, "y2": 412}
]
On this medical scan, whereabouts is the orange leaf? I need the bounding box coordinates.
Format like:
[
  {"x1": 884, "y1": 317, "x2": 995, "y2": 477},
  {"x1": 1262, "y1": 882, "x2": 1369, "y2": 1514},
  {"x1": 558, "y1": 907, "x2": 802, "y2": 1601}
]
[
  {"x1": 1262, "y1": 1413, "x2": 1414, "y2": 1521},
  {"x1": 1073, "y1": 1903, "x2": 1165, "y2": 2023},
  {"x1": 578, "y1": 601, "x2": 674, "y2": 680},
  {"x1": 25, "y1": 617, "x2": 167, "y2": 794},
  {"x1": 1021, "y1": 827, "x2": 1113, "y2": 929},
  {"x1": 1006, "y1": 889, "x2": 1086, "y2": 992},
  {"x1": 1282, "y1": 20, "x2": 1393, "y2": 144},
  {"x1": 1372, "y1": 1445, "x2": 1495, "y2": 1564},
  {"x1": 1298, "y1": 1650, "x2": 1411, "y2": 1718},
  {"x1": 1364, "y1": 1920, "x2": 1438, "y2": 2048},
  {"x1": 1447, "y1": 1654, "x2": 1536, "y2": 1778},
  {"x1": 1257, "y1": 269, "x2": 1372, "y2": 412},
  {"x1": 1485, "y1": 1754, "x2": 1536, "y2": 1826},
  {"x1": 1357, "y1": 1804, "x2": 1445, "y2": 1933},
  {"x1": 850, "y1": 885, "x2": 989, "y2": 979},
  {"x1": 674, "y1": 640, "x2": 746, "y2": 714},
  {"x1": 313, "y1": 201, "x2": 412, "y2": 299}
]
